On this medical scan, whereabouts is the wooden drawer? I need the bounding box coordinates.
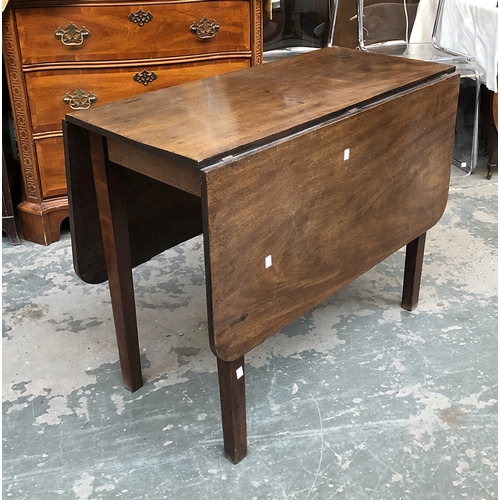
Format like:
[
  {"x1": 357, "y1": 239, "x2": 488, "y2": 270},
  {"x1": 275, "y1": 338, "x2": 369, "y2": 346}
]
[
  {"x1": 35, "y1": 136, "x2": 67, "y2": 198},
  {"x1": 25, "y1": 58, "x2": 251, "y2": 134},
  {"x1": 15, "y1": 1, "x2": 251, "y2": 65}
]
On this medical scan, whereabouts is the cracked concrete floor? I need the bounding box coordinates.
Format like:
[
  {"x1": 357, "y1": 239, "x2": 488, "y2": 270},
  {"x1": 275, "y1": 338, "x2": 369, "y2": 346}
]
[{"x1": 2, "y1": 159, "x2": 497, "y2": 499}]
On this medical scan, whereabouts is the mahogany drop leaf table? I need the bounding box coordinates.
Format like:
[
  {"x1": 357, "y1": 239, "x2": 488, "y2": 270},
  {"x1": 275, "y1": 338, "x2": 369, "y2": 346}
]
[{"x1": 64, "y1": 46, "x2": 459, "y2": 463}]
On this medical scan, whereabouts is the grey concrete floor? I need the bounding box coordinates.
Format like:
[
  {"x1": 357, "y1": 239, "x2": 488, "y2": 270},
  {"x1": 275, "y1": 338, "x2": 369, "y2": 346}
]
[{"x1": 2, "y1": 157, "x2": 498, "y2": 499}]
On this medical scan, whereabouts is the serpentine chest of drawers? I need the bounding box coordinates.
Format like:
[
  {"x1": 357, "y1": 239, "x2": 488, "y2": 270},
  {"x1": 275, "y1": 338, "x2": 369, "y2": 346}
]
[{"x1": 2, "y1": 0, "x2": 263, "y2": 244}]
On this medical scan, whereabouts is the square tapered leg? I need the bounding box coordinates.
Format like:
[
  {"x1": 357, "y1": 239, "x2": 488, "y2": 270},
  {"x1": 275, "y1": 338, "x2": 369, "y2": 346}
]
[
  {"x1": 401, "y1": 233, "x2": 426, "y2": 312},
  {"x1": 89, "y1": 131, "x2": 143, "y2": 392},
  {"x1": 217, "y1": 356, "x2": 247, "y2": 463}
]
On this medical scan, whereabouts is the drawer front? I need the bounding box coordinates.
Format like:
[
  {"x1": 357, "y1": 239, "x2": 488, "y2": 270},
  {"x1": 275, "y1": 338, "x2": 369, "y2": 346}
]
[
  {"x1": 15, "y1": 2, "x2": 251, "y2": 65},
  {"x1": 25, "y1": 58, "x2": 250, "y2": 134},
  {"x1": 35, "y1": 136, "x2": 67, "y2": 198}
]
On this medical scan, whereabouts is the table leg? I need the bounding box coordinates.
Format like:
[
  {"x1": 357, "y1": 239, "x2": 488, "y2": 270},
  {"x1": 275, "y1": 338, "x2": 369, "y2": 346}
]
[
  {"x1": 401, "y1": 233, "x2": 426, "y2": 312},
  {"x1": 217, "y1": 356, "x2": 247, "y2": 463},
  {"x1": 88, "y1": 131, "x2": 143, "y2": 392}
]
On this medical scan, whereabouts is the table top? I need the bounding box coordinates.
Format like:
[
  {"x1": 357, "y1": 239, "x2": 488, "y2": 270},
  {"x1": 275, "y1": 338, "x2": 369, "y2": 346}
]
[
  {"x1": 411, "y1": 0, "x2": 498, "y2": 92},
  {"x1": 65, "y1": 45, "x2": 460, "y2": 361},
  {"x1": 66, "y1": 46, "x2": 454, "y2": 169}
]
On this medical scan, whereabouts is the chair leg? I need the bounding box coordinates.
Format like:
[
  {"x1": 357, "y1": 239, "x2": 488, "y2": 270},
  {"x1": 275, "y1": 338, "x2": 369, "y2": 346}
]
[
  {"x1": 453, "y1": 73, "x2": 482, "y2": 175},
  {"x1": 401, "y1": 233, "x2": 426, "y2": 312},
  {"x1": 88, "y1": 131, "x2": 143, "y2": 392},
  {"x1": 217, "y1": 356, "x2": 247, "y2": 464},
  {"x1": 487, "y1": 129, "x2": 498, "y2": 180},
  {"x1": 469, "y1": 74, "x2": 481, "y2": 173}
]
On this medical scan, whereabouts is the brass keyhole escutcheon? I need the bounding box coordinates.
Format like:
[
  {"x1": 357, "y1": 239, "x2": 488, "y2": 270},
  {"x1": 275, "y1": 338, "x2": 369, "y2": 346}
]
[
  {"x1": 133, "y1": 69, "x2": 157, "y2": 86},
  {"x1": 128, "y1": 9, "x2": 154, "y2": 26}
]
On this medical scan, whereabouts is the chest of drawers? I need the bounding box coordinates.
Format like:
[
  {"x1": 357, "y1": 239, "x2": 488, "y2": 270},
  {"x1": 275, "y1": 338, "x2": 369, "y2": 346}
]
[{"x1": 3, "y1": 0, "x2": 263, "y2": 244}]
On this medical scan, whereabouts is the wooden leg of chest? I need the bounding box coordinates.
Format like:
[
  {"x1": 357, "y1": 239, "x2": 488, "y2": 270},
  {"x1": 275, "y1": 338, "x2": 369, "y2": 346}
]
[
  {"x1": 217, "y1": 356, "x2": 247, "y2": 464},
  {"x1": 401, "y1": 233, "x2": 427, "y2": 312},
  {"x1": 88, "y1": 131, "x2": 143, "y2": 392}
]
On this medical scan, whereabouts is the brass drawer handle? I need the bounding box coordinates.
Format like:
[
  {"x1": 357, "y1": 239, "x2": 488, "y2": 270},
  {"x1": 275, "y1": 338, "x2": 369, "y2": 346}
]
[
  {"x1": 54, "y1": 23, "x2": 90, "y2": 46},
  {"x1": 133, "y1": 69, "x2": 157, "y2": 86},
  {"x1": 63, "y1": 88, "x2": 97, "y2": 110},
  {"x1": 190, "y1": 17, "x2": 220, "y2": 39},
  {"x1": 128, "y1": 9, "x2": 153, "y2": 26}
]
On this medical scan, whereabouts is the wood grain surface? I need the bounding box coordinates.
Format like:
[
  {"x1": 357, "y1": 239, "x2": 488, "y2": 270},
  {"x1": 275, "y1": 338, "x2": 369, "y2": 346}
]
[
  {"x1": 202, "y1": 73, "x2": 459, "y2": 361},
  {"x1": 15, "y1": 2, "x2": 251, "y2": 65},
  {"x1": 66, "y1": 46, "x2": 455, "y2": 169},
  {"x1": 26, "y1": 59, "x2": 252, "y2": 134},
  {"x1": 64, "y1": 120, "x2": 203, "y2": 285}
]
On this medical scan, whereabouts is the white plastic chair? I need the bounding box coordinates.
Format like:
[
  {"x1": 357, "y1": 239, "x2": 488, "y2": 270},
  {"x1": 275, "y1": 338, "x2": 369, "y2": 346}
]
[{"x1": 356, "y1": 0, "x2": 484, "y2": 174}]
